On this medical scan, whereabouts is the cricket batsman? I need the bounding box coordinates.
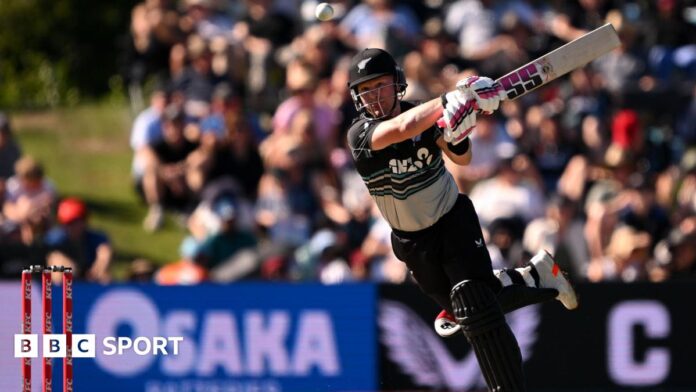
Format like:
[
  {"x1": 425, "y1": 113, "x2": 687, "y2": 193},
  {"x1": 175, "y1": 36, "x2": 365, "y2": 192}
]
[{"x1": 346, "y1": 48, "x2": 578, "y2": 391}]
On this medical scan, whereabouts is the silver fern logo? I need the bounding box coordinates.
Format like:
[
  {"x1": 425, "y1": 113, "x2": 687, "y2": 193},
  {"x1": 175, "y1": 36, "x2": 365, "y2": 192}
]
[
  {"x1": 379, "y1": 300, "x2": 540, "y2": 390},
  {"x1": 357, "y1": 57, "x2": 372, "y2": 73}
]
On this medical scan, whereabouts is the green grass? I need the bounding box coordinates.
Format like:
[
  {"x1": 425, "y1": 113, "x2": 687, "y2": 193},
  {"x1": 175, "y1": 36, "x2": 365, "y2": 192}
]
[{"x1": 13, "y1": 102, "x2": 185, "y2": 279}]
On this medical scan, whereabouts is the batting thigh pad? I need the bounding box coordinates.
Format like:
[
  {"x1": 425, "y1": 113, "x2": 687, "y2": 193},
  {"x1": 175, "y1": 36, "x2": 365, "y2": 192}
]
[{"x1": 451, "y1": 280, "x2": 526, "y2": 391}]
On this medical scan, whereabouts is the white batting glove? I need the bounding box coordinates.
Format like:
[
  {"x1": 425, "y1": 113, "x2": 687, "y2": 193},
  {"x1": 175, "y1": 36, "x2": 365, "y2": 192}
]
[
  {"x1": 437, "y1": 89, "x2": 477, "y2": 145},
  {"x1": 456, "y1": 76, "x2": 507, "y2": 114}
]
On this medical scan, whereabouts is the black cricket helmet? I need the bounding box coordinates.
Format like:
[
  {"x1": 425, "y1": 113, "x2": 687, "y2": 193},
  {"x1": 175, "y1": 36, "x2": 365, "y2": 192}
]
[{"x1": 348, "y1": 48, "x2": 407, "y2": 118}]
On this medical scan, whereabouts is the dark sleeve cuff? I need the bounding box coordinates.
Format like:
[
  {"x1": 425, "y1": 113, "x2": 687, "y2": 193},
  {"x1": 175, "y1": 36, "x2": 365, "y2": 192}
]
[{"x1": 447, "y1": 138, "x2": 471, "y2": 155}]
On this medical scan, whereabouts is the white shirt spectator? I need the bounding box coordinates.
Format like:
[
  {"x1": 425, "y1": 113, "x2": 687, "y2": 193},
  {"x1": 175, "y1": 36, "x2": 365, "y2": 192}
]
[
  {"x1": 445, "y1": 0, "x2": 495, "y2": 58},
  {"x1": 320, "y1": 258, "x2": 354, "y2": 284},
  {"x1": 470, "y1": 176, "x2": 545, "y2": 227},
  {"x1": 130, "y1": 106, "x2": 163, "y2": 178},
  {"x1": 5, "y1": 176, "x2": 55, "y2": 204}
]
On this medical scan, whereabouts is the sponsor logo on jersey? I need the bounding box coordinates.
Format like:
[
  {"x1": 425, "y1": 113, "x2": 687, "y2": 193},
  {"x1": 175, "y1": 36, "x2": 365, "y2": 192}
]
[{"x1": 388, "y1": 147, "x2": 433, "y2": 174}]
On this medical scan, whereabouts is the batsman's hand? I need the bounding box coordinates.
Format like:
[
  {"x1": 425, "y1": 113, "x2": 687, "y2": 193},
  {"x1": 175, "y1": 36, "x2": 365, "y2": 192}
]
[
  {"x1": 437, "y1": 89, "x2": 477, "y2": 145},
  {"x1": 457, "y1": 76, "x2": 507, "y2": 114}
]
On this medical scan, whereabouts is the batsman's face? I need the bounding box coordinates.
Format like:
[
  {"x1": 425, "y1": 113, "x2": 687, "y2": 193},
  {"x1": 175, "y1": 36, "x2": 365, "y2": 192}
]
[{"x1": 356, "y1": 75, "x2": 397, "y2": 118}]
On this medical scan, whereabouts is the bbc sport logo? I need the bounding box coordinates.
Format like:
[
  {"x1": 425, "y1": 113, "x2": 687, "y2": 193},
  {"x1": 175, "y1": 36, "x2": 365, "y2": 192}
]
[{"x1": 15, "y1": 334, "x2": 184, "y2": 358}]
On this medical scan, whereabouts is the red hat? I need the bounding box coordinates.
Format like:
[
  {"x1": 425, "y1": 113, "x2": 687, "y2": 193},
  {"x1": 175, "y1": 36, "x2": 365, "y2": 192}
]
[{"x1": 57, "y1": 197, "x2": 87, "y2": 225}]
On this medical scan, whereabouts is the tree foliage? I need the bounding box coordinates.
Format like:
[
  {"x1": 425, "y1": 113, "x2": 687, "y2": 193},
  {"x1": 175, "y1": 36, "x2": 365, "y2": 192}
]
[{"x1": 0, "y1": 0, "x2": 138, "y2": 108}]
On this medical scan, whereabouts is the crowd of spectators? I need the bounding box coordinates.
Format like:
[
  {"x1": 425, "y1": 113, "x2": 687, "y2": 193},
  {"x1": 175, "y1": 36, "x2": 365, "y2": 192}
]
[
  {"x1": 0, "y1": 115, "x2": 114, "y2": 282},
  {"x1": 2, "y1": 0, "x2": 696, "y2": 285}
]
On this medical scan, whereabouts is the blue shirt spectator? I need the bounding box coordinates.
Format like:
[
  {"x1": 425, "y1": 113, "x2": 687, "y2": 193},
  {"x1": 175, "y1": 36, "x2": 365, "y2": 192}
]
[{"x1": 339, "y1": 1, "x2": 421, "y2": 54}]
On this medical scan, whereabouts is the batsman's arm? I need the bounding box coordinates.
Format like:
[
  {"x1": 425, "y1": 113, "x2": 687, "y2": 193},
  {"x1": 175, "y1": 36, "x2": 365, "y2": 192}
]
[
  {"x1": 437, "y1": 136, "x2": 472, "y2": 166},
  {"x1": 370, "y1": 97, "x2": 443, "y2": 150}
]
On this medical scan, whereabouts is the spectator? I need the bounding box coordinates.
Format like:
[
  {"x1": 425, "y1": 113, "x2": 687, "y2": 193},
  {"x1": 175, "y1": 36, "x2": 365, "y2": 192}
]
[
  {"x1": 316, "y1": 54, "x2": 358, "y2": 138},
  {"x1": 130, "y1": 84, "x2": 169, "y2": 192},
  {"x1": 645, "y1": 0, "x2": 696, "y2": 82},
  {"x1": 188, "y1": 196, "x2": 259, "y2": 282},
  {"x1": 592, "y1": 20, "x2": 647, "y2": 94},
  {"x1": 616, "y1": 176, "x2": 671, "y2": 248},
  {"x1": 127, "y1": 258, "x2": 156, "y2": 282},
  {"x1": 446, "y1": 115, "x2": 515, "y2": 192},
  {"x1": 142, "y1": 105, "x2": 200, "y2": 231},
  {"x1": 652, "y1": 225, "x2": 696, "y2": 281},
  {"x1": 523, "y1": 194, "x2": 589, "y2": 282},
  {"x1": 182, "y1": 0, "x2": 235, "y2": 42},
  {"x1": 45, "y1": 197, "x2": 113, "y2": 283},
  {"x1": 3, "y1": 156, "x2": 56, "y2": 244},
  {"x1": 675, "y1": 86, "x2": 696, "y2": 147},
  {"x1": 487, "y1": 217, "x2": 527, "y2": 268},
  {"x1": 273, "y1": 58, "x2": 341, "y2": 152},
  {"x1": 123, "y1": 1, "x2": 181, "y2": 112},
  {"x1": 233, "y1": 0, "x2": 297, "y2": 114},
  {"x1": 338, "y1": 0, "x2": 421, "y2": 56},
  {"x1": 587, "y1": 225, "x2": 652, "y2": 282},
  {"x1": 155, "y1": 259, "x2": 208, "y2": 285},
  {"x1": 189, "y1": 35, "x2": 219, "y2": 114},
  {"x1": 0, "y1": 113, "x2": 21, "y2": 208},
  {"x1": 675, "y1": 148, "x2": 696, "y2": 215},
  {"x1": 206, "y1": 105, "x2": 264, "y2": 200},
  {"x1": 291, "y1": 228, "x2": 353, "y2": 284},
  {"x1": 469, "y1": 153, "x2": 545, "y2": 228},
  {"x1": 400, "y1": 50, "x2": 429, "y2": 102},
  {"x1": 255, "y1": 134, "x2": 319, "y2": 247},
  {"x1": 184, "y1": 109, "x2": 226, "y2": 194},
  {"x1": 285, "y1": 24, "x2": 339, "y2": 80},
  {"x1": 444, "y1": 0, "x2": 526, "y2": 75},
  {"x1": 529, "y1": 115, "x2": 577, "y2": 192},
  {"x1": 168, "y1": 43, "x2": 190, "y2": 92},
  {"x1": 351, "y1": 214, "x2": 407, "y2": 282}
]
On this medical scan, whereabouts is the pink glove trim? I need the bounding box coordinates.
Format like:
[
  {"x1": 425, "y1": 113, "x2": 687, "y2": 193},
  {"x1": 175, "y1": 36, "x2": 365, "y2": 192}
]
[
  {"x1": 453, "y1": 125, "x2": 475, "y2": 142},
  {"x1": 462, "y1": 76, "x2": 479, "y2": 88},
  {"x1": 448, "y1": 99, "x2": 475, "y2": 129},
  {"x1": 476, "y1": 88, "x2": 501, "y2": 99}
]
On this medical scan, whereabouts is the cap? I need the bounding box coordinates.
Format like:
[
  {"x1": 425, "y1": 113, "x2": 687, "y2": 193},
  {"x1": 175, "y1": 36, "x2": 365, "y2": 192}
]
[
  {"x1": 213, "y1": 197, "x2": 236, "y2": 221},
  {"x1": 57, "y1": 197, "x2": 88, "y2": 224},
  {"x1": 348, "y1": 48, "x2": 397, "y2": 89}
]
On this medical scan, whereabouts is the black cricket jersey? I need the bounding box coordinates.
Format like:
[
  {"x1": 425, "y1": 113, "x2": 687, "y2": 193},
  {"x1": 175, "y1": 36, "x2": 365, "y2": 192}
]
[{"x1": 347, "y1": 102, "x2": 458, "y2": 232}]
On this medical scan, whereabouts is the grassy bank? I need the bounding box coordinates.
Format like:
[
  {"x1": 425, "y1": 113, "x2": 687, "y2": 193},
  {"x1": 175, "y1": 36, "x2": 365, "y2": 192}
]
[{"x1": 12, "y1": 102, "x2": 185, "y2": 278}]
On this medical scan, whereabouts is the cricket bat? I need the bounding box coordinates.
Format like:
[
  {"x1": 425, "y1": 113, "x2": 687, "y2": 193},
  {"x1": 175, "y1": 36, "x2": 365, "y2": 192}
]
[{"x1": 496, "y1": 23, "x2": 621, "y2": 100}]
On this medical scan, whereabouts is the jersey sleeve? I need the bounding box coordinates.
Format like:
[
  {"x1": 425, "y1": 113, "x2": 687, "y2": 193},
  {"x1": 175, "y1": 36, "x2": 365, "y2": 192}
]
[
  {"x1": 428, "y1": 122, "x2": 444, "y2": 143},
  {"x1": 347, "y1": 118, "x2": 379, "y2": 161}
]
